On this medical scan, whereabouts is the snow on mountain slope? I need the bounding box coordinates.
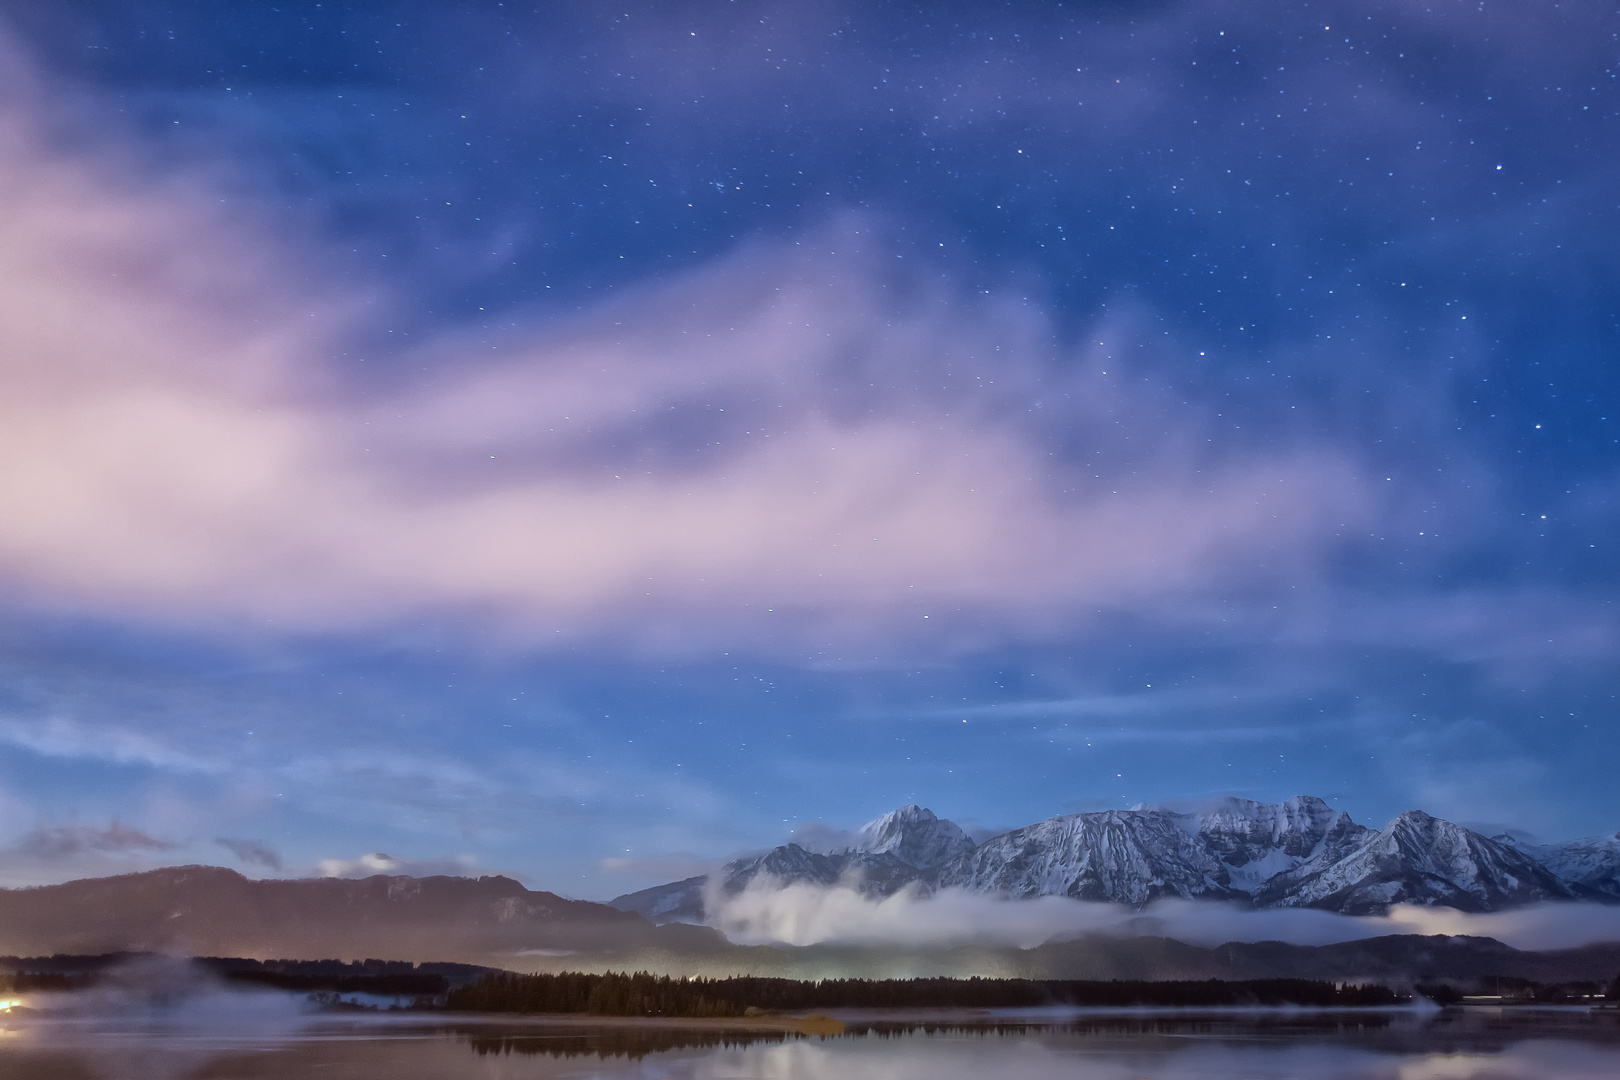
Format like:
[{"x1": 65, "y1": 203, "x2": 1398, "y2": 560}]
[
  {"x1": 927, "y1": 808, "x2": 1241, "y2": 905},
  {"x1": 616, "y1": 798, "x2": 1613, "y2": 922},
  {"x1": 921, "y1": 797, "x2": 1367, "y2": 906},
  {"x1": 1256, "y1": 810, "x2": 1576, "y2": 914},
  {"x1": 722, "y1": 804, "x2": 972, "y2": 894},
  {"x1": 722, "y1": 843, "x2": 918, "y2": 896},
  {"x1": 1189, "y1": 795, "x2": 1371, "y2": 894},
  {"x1": 608, "y1": 875, "x2": 707, "y2": 922},
  {"x1": 1520, "y1": 834, "x2": 1620, "y2": 900},
  {"x1": 611, "y1": 805, "x2": 971, "y2": 923},
  {"x1": 846, "y1": 804, "x2": 976, "y2": 869}
]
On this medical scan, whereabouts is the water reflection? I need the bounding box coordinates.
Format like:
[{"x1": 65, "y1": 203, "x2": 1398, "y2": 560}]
[
  {"x1": 461, "y1": 1024, "x2": 794, "y2": 1060},
  {"x1": 2, "y1": 1009, "x2": 1618, "y2": 1079}
]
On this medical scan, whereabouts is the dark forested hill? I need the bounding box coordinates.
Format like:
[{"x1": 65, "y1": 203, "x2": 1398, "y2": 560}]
[{"x1": 0, "y1": 866, "x2": 710, "y2": 962}]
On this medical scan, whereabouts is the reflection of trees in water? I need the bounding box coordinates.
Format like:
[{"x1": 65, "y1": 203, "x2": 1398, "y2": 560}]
[
  {"x1": 456, "y1": 1011, "x2": 1620, "y2": 1063},
  {"x1": 853, "y1": 1015, "x2": 1395, "y2": 1039},
  {"x1": 460, "y1": 1025, "x2": 793, "y2": 1060},
  {"x1": 452, "y1": 1015, "x2": 1399, "y2": 1060},
  {"x1": 846, "y1": 1011, "x2": 1620, "y2": 1059}
]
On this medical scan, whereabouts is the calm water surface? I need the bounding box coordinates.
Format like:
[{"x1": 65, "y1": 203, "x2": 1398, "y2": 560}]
[{"x1": 4, "y1": 1008, "x2": 1620, "y2": 1079}]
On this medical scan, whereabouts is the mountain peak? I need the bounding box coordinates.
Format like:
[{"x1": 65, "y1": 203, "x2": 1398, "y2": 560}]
[
  {"x1": 848, "y1": 804, "x2": 975, "y2": 869},
  {"x1": 1391, "y1": 808, "x2": 1439, "y2": 827}
]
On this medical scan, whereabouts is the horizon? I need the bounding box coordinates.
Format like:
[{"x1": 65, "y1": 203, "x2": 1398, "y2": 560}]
[
  {"x1": 0, "y1": 1, "x2": 1614, "y2": 919},
  {"x1": 10, "y1": 849, "x2": 1620, "y2": 958},
  {"x1": 10, "y1": 791, "x2": 1617, "y2": 897}
]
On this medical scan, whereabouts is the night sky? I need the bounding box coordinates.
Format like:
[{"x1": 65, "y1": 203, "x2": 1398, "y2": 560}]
[{"x1": 0, "y1": 1, "x2": 1614, "y2": 899}]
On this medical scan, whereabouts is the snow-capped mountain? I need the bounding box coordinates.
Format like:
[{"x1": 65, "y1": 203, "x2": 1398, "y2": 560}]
[
  {"x1": 612, "y1": 797, "x2": 1619, "y2": 922},
  {"x1": 844, "y1": 804, "x2": 976, "y2": 869},
  {"x1": 922, "y1": 796, "x2": 1376, "y2": 907},
  {"x1": 723, "y1": 843, "x2": 918, "y2": 896},
  {"x1": 609, "y1": 874, "x2": 708, "y2": 923},
  {"x1": 609, "y1": 804, "x2": 968, "y2": 922},
  {"x1": 1254, "y1": 810, "x2": 1574, "y2": 914},
  {"x1": 928, "y1": 808, "x2": 1240, "y2": 904},
  {"x1": 1188, "y1": 796, "x2": 1370, "y2": 893},
  {"x1": 943, "y1": 802, "x2": 1577, "y2": 914},
  {"x1": 1503, "y1": 833, "x2": 1620, "y2": 901},
  {"x1": 721, "y1": 804, "x2": 970, "y2": 896}
]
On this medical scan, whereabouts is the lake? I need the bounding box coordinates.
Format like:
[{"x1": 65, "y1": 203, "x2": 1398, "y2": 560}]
[{"x1": 4, "y1": 1006, "x2": 1620, "y2": 1079}]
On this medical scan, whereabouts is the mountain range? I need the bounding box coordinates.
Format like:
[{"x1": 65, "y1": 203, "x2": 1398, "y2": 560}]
[
  {"x1": 6, "y1": 864, "x2": 1620, "y2": 986},
  {"x1": 611, "y1": 797, "x2": 1620, "y2": 921},
  {"x1": 1, "y1": 796, "x2": 1615, "y2": 979}
]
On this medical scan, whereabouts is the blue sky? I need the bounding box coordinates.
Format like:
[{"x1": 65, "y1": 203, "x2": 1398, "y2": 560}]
[{"x1": 0, "y1": 0, "x2": 1614, "y2": 898}]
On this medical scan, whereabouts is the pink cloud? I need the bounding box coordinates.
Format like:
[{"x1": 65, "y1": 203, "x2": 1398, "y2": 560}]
[{"x1": 0, "y1": 98, "x2": 1374, "y2": 653}]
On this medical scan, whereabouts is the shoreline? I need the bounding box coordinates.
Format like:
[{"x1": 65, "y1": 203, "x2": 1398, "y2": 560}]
[
  {"x1": 424, "y1": 1001, "x2": 1445, "y2": 1033},
  {"x1": 431, "y1": 1010, "x2": 852, "y2": 1035}
]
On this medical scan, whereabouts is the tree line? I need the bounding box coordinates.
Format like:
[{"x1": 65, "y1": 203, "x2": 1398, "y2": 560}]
[
  {"x1": 0, "y1": 953, "x2": 491, "y2": 998},
  {"x1": 444, "y1": 971, "x2": 1406, "y2": 1015}
]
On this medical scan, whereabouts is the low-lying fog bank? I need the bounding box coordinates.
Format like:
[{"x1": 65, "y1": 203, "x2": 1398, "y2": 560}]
[
  {"x1": 1, "y1": 954, "x2": 315, "y2": 1030},
  {"x1": 705, "y1": 881, "x2": 1620, "y2": 951}
]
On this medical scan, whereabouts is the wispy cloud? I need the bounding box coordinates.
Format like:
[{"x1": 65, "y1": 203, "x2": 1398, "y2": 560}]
[
  {"x1": 17, "y1": 820, "x2": 176, "y2": 858},
  {"x1": 0, "y1": 83, "x2": 1374, "y2": 656},
  {"x1": 868, "y1": 687, "x2": 1345, "y2": 749},
  {"x1": 214, "y1": 836, "x2": 283, "y2": 872},
  {"x1": 1039, "y1": 724, "x2": 1329, "y2": 748},
  {"x1": 0, "y1": 818, "x2": 188, "y2": 884},
  {"x1": 910, "y1": 687, "x2": 1279, "y2": 722},
  {"x1": 0, "y1": 715, "x2": 221, "y2": 774}
]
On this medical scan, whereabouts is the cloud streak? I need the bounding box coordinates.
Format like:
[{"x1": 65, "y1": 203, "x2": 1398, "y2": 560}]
[
  {"x1": 0, "y1": 715, "x2": 222, "y2": 774},
  {"x1": 18, "y1": 821, "x2": 175, "y2": 858},
  {"x1": 0, "y1": 819, "x2": 184, "y2": 886},
  {"x1": 214, "y1": 837, "x2": 284, "y2": 872},
  {"x1": 0, "y1": 79, "x2": 1375, "y2": 655}
]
